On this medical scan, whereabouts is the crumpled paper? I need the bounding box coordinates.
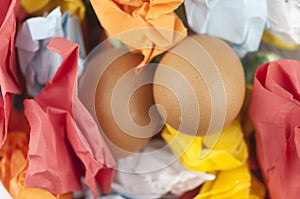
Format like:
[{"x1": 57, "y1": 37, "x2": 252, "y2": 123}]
[
  {"x1": 10, "y1": 160, "x2": 73, "y2": 199},
  {"x1": 0, "y1": 131, "x2": 28, "y2": 195},
  {"x1": 8, "y1": 108, "x2": 30, "y2": 134},
  {"x1": 0, "y1": 132, "x2": 28, "y2": 189},
  {"x1": 0, "y1": 131, "x2": 72, "y2": 199},
  {"x1": 99, "y1": 195, "x2": 127, "y2": 199},
  {"x1": 23, "y1": 37, "x2": 115, "y2": 198},
  {"x1": 0, "y1": 180, "x2": 12, "y2": 199},
  {"x1": 21, "y1": 0, "x2": 85, "y2": 21},
  {"x1": 15, "y1": 7, "x2": 86, "y2": 97},
  {"x1": 162, "y1": 121, "x2": 261, "y2": 198},
  {"x1": 184, "y1": 0, "x2": 267, "y2": 57},
  {"x1": 265, "y1": 0, "x2": 300, "y2": 46},
  {"x1": 194, "y1": 163, "x2": 251, "y2": 199},
  {"x1": 0, "y1": 0, "x2": 21, "y2": 148},
  {"x1": 261, "y1": 30, "x2": 299, "y2": 50},
  {"x1": 73, "y1": 184, "x2": 128, "y2": 199},
  {"x1": 249, "y1": 59, "x2": 300, "y2": 199},
  {"x1": 112, "y1": 139, "x2": 215, "y2": 199},
  {"x1": 162, "y1": 120, "x2": 248, "y2": 172},
  {"x1": 90, "y1": 0, "x2": 187, "y2": 71}
]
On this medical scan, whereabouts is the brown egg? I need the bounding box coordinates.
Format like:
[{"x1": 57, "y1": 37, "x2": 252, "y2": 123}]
[
  {"x1": 153, "y1": 34, "x2": 245, "y2": 136},
  {"x1": 79, "y1": 47, "x2": 162, "y2": 158}
]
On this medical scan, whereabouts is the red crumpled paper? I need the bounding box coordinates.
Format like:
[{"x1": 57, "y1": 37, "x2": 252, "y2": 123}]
[
  {"x1": 249, "y1": 59, "x2": 300, "y2": 199},
  {"x1": 23, "y1": 37, "x2": 116, "y2": 198},
  {"x1": 0, "y1": 0, "x2": 21, "y2": 147}
]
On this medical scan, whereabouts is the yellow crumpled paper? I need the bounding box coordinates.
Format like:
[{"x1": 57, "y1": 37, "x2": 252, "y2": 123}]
[
  {"x1": 162, "y1": 120, "x2": 248, "y2": 172},
  {"x1": 90, "y1": 0, "x2": 187, "y2": 71},
  {"x1": 195, "y1": 163, "x2": 251, "y2": 199},
  {"x1": 0, "y1": 131, "x2": 72, "y2": 199},
  {"x1": 262, "y1": 30, "x2": 299, "y2": 50},
  {"x1": 21, "y1": 0, "x2": 85, "y2": 20},
  {"x1": 162, "y1": 120, "x2": 265, "y2": 199}
]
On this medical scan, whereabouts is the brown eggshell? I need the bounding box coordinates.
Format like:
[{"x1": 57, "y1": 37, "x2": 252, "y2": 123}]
[
  {"x1": 153, "y1": 34, "x2": 246, "y2": 136},
  {"x1": 79, "y1": 47, "x2": 162, "y2": 158}
]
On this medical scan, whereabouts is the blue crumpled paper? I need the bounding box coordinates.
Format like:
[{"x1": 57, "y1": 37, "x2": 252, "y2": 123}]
[
  {"x1": 184, "y1": 0, "x2": 267, "y2": 57},
  {"x1": 15, "y1": 7, "x2": 86, "y2": 97}
]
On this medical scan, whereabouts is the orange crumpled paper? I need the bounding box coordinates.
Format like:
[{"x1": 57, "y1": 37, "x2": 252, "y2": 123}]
[
  {"x1": 11, "y1": 161, "x2": 73, "y2": 199},
  {"x1": 0, "y1": 131, "x2": 72, "y2": 199},
  {"x1": 0, "y1": 0, "x2": 21, "y2": 148},
  {"x1": 90, "y1": 0, "x2": 187, "y2": 71},
  {"x1": 0, "y1": 131, "x2": 28, "y2": 192},
  {"x1": 23, "y1": 37, "x2": 115, "y2": 198},
  {"x1": 250, "y1": 59, "x2": 300, "y2": 199}
]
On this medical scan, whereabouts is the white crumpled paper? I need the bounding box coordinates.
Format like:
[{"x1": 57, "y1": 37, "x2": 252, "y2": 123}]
[
  {"x1": 0, "y1": 180, "x2": 13, "y2": 199},
  {"x1": 265, "y1": 0, "x2": 300, "y2": 45},
  {"x1": 15, "y1": 7, "x2": 86, "y2": 97},
  {"x1": 184, "y1": 0, "x2": 267, "y2": 57},
  {"x1": 112, "y1": 139, "x2": 215, "y2": 199}
]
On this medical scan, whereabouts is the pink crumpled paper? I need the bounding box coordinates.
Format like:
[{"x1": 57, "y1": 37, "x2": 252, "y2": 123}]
[
  {"x1": 0, "y1": 0, "x2": 21, "y2": 147},
  {"x1": 249, "y1": 59, "x2": 300, "y2": 199},
  {"x1": 23, "y1": 37, "x2": 116, "y2": 198}
]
